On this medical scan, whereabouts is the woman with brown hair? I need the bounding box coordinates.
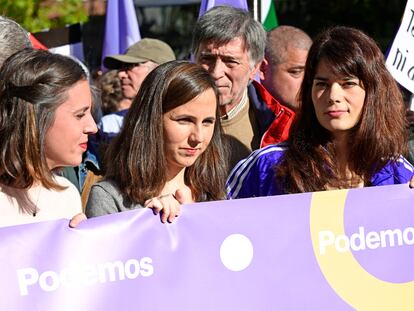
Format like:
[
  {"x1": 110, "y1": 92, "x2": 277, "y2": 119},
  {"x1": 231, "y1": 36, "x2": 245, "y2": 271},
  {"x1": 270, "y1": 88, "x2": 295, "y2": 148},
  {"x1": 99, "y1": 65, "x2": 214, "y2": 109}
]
[
  {"x1": 227, "y1": 26, "x2": 414, "y2": 198},
  {"x1": 0, "y1": 48, "x2": 97, "y2": 226},
  {"x1": 86, "y1": 60, "x2": 228, "y2": 222}
]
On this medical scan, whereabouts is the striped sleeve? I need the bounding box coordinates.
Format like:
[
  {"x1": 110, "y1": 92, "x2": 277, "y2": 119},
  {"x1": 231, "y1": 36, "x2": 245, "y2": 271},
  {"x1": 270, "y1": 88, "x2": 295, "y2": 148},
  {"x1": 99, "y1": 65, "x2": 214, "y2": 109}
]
[
  {"x1": 226, "y1": 144, "x2": 287, "y2": 199},
  {"x1": 371, "y1": 155, "x2": 414, "y2": 186},
  {"x1": 394, "y1": 156, "x2": 414, "y2": 183}
]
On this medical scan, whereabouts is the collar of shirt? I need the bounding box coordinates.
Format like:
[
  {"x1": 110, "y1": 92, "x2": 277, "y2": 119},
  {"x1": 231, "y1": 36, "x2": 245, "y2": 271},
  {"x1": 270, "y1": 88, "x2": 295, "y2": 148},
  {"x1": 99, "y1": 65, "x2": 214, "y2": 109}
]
[{"x1": 220, "y1": 90, "x2": 248, "y2": 121}]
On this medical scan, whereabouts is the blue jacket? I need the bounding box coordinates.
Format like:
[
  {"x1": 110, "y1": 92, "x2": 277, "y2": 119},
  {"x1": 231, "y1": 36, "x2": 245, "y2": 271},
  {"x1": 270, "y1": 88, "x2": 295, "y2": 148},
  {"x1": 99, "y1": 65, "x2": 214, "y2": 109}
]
[{"x1": 227, "y1": 143, "x2": 414, "y2": 199}]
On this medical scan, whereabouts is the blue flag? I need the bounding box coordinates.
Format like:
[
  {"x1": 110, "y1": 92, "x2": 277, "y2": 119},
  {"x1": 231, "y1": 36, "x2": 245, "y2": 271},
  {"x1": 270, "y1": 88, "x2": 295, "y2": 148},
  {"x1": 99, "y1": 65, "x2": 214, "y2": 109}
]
[
  {"x1": 101, "y1": 0, "x2": 141, "y2": 69},
  {"x1": 198, "y1": 0, "x2": 249, "y2": 16}
]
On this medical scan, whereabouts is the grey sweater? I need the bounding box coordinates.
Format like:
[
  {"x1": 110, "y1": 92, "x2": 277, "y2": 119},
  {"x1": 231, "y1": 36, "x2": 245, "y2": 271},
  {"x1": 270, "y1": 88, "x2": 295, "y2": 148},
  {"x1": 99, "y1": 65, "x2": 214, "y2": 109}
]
[{"x1": 85, "y1": 180, "x2": 144, "y2": 218}]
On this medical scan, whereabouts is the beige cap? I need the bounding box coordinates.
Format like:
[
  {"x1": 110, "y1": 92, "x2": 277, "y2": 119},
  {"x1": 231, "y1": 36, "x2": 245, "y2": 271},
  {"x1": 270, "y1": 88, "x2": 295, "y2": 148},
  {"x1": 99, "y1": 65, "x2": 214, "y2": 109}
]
[{"x1": 103, "y1": 38, "x2": 176, "y2": 69}]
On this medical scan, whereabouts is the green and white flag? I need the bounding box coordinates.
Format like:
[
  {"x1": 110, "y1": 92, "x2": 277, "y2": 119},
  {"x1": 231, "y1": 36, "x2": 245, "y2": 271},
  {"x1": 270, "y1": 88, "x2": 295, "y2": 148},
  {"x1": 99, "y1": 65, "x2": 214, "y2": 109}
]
[{"x1": 261, "y1": 0, "x2": 278, "y2": 31}]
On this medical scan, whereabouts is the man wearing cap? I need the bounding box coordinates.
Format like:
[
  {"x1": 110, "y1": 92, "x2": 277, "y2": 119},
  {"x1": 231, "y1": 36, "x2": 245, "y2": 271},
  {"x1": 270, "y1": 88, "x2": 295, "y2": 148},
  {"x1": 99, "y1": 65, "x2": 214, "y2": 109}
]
[{"x1": 99, "y1": 38, "x2": 176, "y2": 136}]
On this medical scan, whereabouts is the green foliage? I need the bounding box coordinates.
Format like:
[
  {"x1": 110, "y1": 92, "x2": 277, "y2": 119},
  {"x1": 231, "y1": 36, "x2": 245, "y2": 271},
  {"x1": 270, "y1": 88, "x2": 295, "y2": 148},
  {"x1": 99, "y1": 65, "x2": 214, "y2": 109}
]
[{"x1": 0, "y1": 0, "x2": 88, "y2": 32}]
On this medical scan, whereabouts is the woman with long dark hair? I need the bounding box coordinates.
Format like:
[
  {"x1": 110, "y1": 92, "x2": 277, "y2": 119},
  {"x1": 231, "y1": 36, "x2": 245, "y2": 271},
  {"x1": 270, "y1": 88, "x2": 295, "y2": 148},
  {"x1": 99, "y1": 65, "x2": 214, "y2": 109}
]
[
  {"x1": 86, "y1": 61, "x2": 228, "y2": 222},
  {"x1": 227, "y1": 26, "x2": 413, "y2": 198}
]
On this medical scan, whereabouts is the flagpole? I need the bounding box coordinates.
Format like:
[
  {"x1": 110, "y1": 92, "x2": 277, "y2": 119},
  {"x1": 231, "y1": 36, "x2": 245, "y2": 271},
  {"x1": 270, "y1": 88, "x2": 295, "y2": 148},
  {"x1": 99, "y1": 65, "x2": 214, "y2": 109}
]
[{"x1": 253, "y1": 0, "x2": 258, "y2": 21}]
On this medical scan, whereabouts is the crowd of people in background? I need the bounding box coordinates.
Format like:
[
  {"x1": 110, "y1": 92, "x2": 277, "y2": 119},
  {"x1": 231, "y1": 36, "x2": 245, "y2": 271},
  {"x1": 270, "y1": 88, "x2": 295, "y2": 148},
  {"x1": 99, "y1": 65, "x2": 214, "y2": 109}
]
[{"x1": 0, "y1": 5, "x2": 413, "y2": 229}]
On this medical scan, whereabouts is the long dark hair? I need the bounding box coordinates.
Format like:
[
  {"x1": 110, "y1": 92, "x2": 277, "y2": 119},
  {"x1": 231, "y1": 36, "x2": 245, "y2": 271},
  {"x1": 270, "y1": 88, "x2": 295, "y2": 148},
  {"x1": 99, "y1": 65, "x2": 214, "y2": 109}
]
[
  {"x1": 0, "y1": 48, "x2": 87, "y2": 191},
  {"x1": 276, "y1": 26, "x2": 407, "y2": 193},
  {"x1": 105, "y1": 60, "x2": 228, "y2": 203}
]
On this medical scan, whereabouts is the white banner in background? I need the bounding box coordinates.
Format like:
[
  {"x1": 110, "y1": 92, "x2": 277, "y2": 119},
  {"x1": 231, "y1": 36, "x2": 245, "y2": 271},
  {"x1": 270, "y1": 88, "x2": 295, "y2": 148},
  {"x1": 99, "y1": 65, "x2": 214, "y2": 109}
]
[{"x1": 386, "y1": 0, "x2": 414, "y2": 93}]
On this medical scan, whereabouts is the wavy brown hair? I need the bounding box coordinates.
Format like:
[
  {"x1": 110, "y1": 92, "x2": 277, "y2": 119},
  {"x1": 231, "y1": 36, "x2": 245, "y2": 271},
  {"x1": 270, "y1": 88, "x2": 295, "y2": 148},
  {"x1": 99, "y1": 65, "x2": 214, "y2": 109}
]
[
  {"x1": 0, "y1": 48, "x2": 87, "y2": 194},
  {"x1": 276, "y1": 26, "x2": 407, "y2": 193},
  {"x1": 104, "y1": 60, "x2": 228, "y2": 203}
]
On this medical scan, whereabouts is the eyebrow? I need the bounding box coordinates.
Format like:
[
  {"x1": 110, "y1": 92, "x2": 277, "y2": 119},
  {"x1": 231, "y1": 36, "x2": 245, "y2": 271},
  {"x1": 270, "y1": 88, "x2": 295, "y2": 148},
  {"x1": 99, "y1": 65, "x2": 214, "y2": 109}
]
[
  {"x1": 313, "y1": 76, "x2": 357, "y2": 81},
  {"x1": 199, "y1": 51, "x2": 215, "y2": 57},
  {"x1": 288, "y1": 65, "x2": 305, "y2": 70},
  {"x1": 221, "y1": 55, "x2": 239, "y2": 62},
  {"x1": 199, "y1": 51, "x2": 239, "y2": 61},
  {"x1": 172, "y1": 113, "x2": 192, "y2": 118},
  {"x1": 171, "y1": 114, "x2": 216, "y2": 121},
  {"x1": 204, "y1": 116, "x2": 216, "y2": 121},
  {"x1": 71, "y1": 105, "x2": 90, "y2": 114}
]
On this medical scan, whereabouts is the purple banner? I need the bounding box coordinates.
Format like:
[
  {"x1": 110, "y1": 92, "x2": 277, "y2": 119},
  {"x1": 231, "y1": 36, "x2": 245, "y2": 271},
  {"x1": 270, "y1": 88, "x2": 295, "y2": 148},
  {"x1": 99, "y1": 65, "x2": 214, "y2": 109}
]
[
  {"x1": 198, "y1": 0, "x2": 249, "y2": 16},
  {"x1": 0, "y1": 184, "x2": 413, "y2": 310}
]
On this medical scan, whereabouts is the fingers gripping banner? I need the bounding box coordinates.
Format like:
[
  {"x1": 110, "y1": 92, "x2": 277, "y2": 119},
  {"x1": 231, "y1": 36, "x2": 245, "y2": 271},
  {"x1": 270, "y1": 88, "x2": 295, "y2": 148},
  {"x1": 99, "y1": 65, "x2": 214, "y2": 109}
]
[{"x1": 0, "y1": 184, "x2": 413, "y2": 310}]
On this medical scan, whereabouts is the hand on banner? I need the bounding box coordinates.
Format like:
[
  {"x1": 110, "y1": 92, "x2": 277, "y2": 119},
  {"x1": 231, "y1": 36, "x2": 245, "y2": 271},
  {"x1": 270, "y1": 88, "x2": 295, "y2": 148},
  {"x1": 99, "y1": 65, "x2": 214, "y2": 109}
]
[
  {"x1": 144, "y1": 189, "x2": 187, "y2": 223},
  {"x1": 410, "y1": 175, "x2": 414, "y2": 188},
  {"x1": 69, "y1": 213, "x2": 87, "y2": 228}
]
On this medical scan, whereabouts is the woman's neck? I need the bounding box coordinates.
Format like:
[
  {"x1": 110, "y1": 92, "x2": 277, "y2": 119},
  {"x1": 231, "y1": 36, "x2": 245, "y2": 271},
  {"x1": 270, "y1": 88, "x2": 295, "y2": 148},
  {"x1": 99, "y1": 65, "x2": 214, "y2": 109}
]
[
  {"x1": 332, "y1": 133, "x2": 364, "y2": 188},
  {"x1": 118, "y1": 98, "x2": 132, "y2": 111},
  {"x1": 161, "y1": 166, "x2": 194, "y2": 202},
  {"x1": 163, "y1": 167, "x2": 186, "y2": 194},
  {"x1": 333, "y1": 133, "x2": 349, "y2": 175}
]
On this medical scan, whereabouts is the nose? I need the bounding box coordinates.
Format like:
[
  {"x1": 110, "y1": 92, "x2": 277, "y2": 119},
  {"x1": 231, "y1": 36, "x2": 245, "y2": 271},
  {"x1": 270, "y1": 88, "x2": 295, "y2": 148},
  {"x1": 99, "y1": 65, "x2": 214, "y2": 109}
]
[
  {"x1": 328, "y1": 82, "x2": 343, "y2": 104},
  {"x1": 118, "y1": 70, "x2": 127, "y2": 79},
  {"x1": 84, "y1": 113, "x2": 98, "y2": 134},
  {"x1": 189, "y1": 124, "x2": 204, "y2": 146},
  {"x1": 210, "y1": 59, "x2": 225, "y2": 80}
]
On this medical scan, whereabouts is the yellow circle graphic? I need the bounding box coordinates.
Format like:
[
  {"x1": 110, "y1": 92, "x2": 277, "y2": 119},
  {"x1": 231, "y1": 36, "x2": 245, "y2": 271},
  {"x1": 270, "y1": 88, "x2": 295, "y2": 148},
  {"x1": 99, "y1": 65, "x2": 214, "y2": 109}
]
[{"x1": 310, "y1": 189, "x2": 414, "y2": 310}]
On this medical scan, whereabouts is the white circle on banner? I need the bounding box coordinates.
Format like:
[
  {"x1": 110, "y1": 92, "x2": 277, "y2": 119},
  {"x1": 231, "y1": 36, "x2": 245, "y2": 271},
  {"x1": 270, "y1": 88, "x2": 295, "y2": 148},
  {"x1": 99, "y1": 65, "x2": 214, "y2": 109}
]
[{"x1": 220, "y1": 234, "x2": 254, "y2": 271}]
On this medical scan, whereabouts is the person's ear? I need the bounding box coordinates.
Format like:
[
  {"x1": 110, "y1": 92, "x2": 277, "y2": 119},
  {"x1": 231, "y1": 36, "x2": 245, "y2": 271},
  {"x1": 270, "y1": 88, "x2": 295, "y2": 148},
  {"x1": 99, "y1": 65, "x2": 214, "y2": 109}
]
[
  {"x1": 248, "y1": 60, "x2": 262, "y2": 81},
  {"x1": 258, "y1": 58, "x2": 269, "y2": 81}
]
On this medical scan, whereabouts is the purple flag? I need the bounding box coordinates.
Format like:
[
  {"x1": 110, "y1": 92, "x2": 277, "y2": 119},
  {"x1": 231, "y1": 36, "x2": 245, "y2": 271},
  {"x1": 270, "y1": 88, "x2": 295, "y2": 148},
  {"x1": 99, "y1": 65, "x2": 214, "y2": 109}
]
[
  {"x1": 101, "y1": 0, "x2": 141, "y2": 69},
  {"x1": 198, "y1": 0, "x2": 249, "y2": 16}
]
